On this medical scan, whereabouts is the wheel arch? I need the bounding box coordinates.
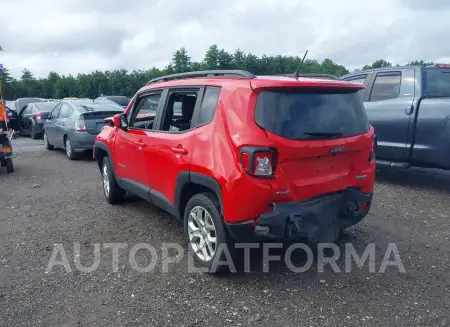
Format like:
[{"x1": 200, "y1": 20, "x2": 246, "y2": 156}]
[{"x1": 175, "y1": 172, "x2": 223, "y2": 220}]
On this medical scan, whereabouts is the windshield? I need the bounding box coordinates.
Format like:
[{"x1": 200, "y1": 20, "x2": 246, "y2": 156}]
[
  {"x1": 255, "y1": 88, "x2": 370, "y2": 140},
  {"x1": 426, "y1": 68, "x2": 450, "y2": 97}
]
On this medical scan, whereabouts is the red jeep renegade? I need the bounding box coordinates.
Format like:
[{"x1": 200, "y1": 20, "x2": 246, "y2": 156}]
[{"x1": 94, "y1": 70, "x2": 376, "y2": 269}]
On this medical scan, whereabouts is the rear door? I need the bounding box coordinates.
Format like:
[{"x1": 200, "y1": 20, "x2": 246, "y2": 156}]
[
  {"x1": 253, "y1": 87, "x2": 373, "y2": 200},
  {"x1": 144, "y1": 87, "x2": 204, "y2": 210},
  {"x1": 19, "y1": 105, "x2": 33, "y2": 133},
  {"x1": 362, "y1": 69, "x2": 415, "y2": 160}
]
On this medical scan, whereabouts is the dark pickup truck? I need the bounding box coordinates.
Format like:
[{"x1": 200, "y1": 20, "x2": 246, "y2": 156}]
[{"x1": 341, "y1": 64, "x2": 450, "y2": 169}]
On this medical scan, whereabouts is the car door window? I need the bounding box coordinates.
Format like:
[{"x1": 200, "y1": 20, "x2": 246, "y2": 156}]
[
  {"x1": 59, "y1": 103, "x2": 73, "y2": 118},
  {"x1": 51, "y1": 104, "x2": 62, "y2": 118},
  {"x1": 160, "y1": 89, "x2": 200, "y2": 132},
  {"x1": 369, "y1": 72, "x2": 402, "y2": 102},
  {"x1": 128, "y1": 92, "x2": 163, "y2": 130},
  {"x1": 21, "y1": 105, "x2": 31, "y2": 116}
]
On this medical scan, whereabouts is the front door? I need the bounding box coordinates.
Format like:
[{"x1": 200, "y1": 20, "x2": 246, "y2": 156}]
[
  {"x1": 363, "y1": 69, "x2": 415, "y2": 161},
  {"x1": 114, "y1": 90, "x2": 165, "y2": 201}
]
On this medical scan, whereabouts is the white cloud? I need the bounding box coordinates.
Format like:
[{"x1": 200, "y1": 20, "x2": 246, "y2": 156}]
[{"x1": 1, "y1": 0, "x2": 450, "y2": 78}]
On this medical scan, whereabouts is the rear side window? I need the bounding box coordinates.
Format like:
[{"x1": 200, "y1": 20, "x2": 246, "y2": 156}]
[
  {"x1": 369, "y1": 72, "x2": 401, "y2": 102},
  {"x1": 59, "y1": 104, "x2": 73, "y2": 118},
  {"x1": 426, "y1": 68, "x2": 450, "y2": 97},
  {"x1": 198, "y1": 87, "x2": 220, "y2": 125},
  {"x1": 255, "y1": 89, "x2": 370, "y2": 140}
]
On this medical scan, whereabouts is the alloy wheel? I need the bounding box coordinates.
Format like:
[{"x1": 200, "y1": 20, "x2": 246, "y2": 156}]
[
  {"x1": 102, "y1": 163, "x2": 110, "y2": 197},
  {"x1": 188, "y1": 206, "x2": 217, "y2": 261}
]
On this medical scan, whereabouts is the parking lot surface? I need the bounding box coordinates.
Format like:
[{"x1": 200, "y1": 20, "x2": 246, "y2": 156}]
[{"x1": 0, "y1": 138, "x2": 449, "y2": 327}]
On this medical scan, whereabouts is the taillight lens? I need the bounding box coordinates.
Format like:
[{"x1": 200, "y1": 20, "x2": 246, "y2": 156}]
[
  {"x1": 35, "y1": 113, "x2": 42, "y2": 120},
  {"x1": 240, "y1": 146, "x2": 277, "y2": 178},
  {"x1": 369, "y1": 135, "x2": 377, "y2": 161},
  {"x1": 76, "y1": 115, "x2": 87, "y2": 132}
]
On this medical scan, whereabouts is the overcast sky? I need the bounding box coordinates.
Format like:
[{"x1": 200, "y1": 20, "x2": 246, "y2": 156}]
[{"x1": 1, "y1": 0, "x2": 450, "y2": 78}]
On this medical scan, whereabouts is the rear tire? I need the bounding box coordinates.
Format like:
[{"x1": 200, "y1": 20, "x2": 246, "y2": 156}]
[
  {"x1": 65, "y1": 137, "x2": 78, "y2": 160},
  {"x1": 30, "y1": 124, "x2": 39, "y2": 139},
  {"x1": 184, "y1": 192, "x2": 235, "y2": 273},
  {"x1": 44, "y1": 132, "x2": 54, "y2": 150},
  {"x1": 102, "y1": 156, "x2": 125, "y2": 204},
  {"x1": 5, "y1": 158, "x2": 14, "y2": 173}
]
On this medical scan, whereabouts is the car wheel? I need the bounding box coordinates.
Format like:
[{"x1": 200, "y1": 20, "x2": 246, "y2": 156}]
[
  {"x1": 102, "y1": 156, "x2": 125, "y2": 204},
  {"x1": 65, "y1": 137, "x2": 77, "y2": 160},
  {"x1": 44, "y1": 132, "x2": 54, "y2": 150},
  {"x1": 30, "y1": 124, "x2": 38, "y2": 139},
  {"x1": 5, "y1": 158, "x2": 14, "y2": 173},
  {"x1": 184, "y1": 192, "x2": 234, "y2": 273}
]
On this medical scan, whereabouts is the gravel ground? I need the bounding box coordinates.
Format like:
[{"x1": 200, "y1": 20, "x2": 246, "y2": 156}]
[{"x1": 0, "y1": 137, "x2": 449, "y2": 327}]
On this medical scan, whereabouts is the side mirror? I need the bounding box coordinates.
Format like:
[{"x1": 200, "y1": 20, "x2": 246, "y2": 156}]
[{"x1": 113, "y1": 113, "x2": 128, "y2": 130}]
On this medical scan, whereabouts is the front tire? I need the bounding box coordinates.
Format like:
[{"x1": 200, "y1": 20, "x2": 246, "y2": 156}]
[
  {"x1": 184, "y1": 192, "x2": 234, "y2": 273},
  {"x1": 44, "y1": 132, "x2": 54, "y2": 150},
  {"x1": 102, "y1": 156, "x2": 125, "y2": 204}
]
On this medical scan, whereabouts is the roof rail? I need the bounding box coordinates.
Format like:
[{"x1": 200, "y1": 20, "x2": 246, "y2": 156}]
[
  {"x1": 146, "y1": 70, "x2": 256, "y2": 85},
  {"x1": 283, "y1": 73, "x2": 339, "y2": 80}
]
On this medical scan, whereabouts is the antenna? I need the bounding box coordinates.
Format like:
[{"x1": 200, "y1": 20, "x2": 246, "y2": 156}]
[{"x1": 295, "y1": 50, "x2": 308, "y2": 78}]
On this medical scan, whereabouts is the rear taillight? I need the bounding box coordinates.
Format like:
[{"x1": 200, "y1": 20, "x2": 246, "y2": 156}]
[
  {"x1": 76, "y1": 115, "x2": 87, "y2": 132},
  {"x1": 239, "y1": 146, "x2": 277, "y2": 178},
  {"x1": 369, "y1": 135, "x2": 377, "y2": 161}
]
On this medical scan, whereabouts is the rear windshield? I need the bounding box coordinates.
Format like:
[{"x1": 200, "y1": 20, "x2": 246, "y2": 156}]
[
  {"x1": 426, "y1": 68, "x2": 450, "y2": 97},
  {"x1": 78, "y1": 104, "x2": 123, "y2": 112},
  {"x1": 255, "y1": 89, "x2": 370, "y2": 140},
  {"x1": 107, "y1": 96, "x2": 130, "y2": 106}
]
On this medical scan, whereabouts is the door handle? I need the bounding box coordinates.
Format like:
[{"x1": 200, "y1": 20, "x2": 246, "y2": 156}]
[
  {"x1": 171, "y1": 147, "x2": 188, "y2": 155},
  {"x1": 405, "y1": 105, "x2": 414, "y2": 115},
  {"x1": 137, "y1": 141, "x2": 147, "y2": 150}
]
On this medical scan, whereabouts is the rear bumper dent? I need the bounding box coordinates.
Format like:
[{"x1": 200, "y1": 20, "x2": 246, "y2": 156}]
[{"x1": 225, "y1": 188, "x2": 372, "y2": 243}]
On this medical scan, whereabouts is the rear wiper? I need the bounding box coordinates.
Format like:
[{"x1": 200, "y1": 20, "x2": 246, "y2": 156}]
[
  {"x1": 302, "y1": 131, "x2": 343, "y2": 139},
  {"x1": 80, "y1": 105, "x2": 94, "y2": 111}
]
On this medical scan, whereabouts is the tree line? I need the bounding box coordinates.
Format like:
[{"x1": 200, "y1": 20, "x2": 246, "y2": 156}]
[{"x1": 0, "y1": 44, "x2": 436, "y2": 100}]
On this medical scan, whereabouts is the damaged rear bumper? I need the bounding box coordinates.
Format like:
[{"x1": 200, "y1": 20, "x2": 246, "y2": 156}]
[{"x1": 225, "y1": 188, "x2": 373, "y2": 243}]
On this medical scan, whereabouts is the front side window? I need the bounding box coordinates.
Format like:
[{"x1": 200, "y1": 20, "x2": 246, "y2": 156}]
[{"x1": 129, "y1": 92, "x2": 162, "y2": 129}]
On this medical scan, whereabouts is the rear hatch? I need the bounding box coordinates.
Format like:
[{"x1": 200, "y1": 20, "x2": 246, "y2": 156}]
[
  {"x1": 254, "y1": 86, "x2": 373, "y2": 200},
  {"x1": 79, "y1": 104, "x2": 123, "y2": 135},
  {"x1": 83, "y1": 111, "x2": 121, "y2": 134}
]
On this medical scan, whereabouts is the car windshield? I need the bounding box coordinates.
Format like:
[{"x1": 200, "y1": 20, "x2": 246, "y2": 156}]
[
  {"x1": 426, "y1": 68, "x2": 450, "y2": 97},
  {"x1": 255, "y1": 88, "x2": 370, "y2": 140}
]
